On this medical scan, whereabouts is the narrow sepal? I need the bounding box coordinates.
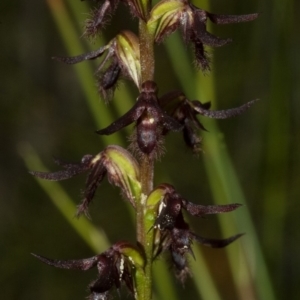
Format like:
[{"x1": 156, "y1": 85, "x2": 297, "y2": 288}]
[
  {"x1": 182, "y1": 202, "x2": 242, "y2": 216},
  {"x1": 191, "y1": 233, "x2": 244, "y2": 248},
  {"x1": 193, "y1": 99, "x2": 259, "y2": 119},
  {"x1": 31, "y1": 253, "x2": 98, "y2": 270},
  {"x1": 52, "y1": 46, "x2": 108, "y2": 64},
  {"x1": 207, "y1": 12, "x2": 259, "y2": 25},
  {"x1": 29, "y1": 155, "x2": 93, "y2": 181},
  {"x1": 96, "y1": 101, "x2": 145, "y2": 135}
]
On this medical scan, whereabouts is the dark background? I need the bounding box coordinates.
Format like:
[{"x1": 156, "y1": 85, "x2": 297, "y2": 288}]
[{"x1": 1, "y1": 0, "x2": 299, "y2": 299}]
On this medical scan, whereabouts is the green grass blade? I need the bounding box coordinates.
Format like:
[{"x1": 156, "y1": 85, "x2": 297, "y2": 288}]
[
  {"x1": 261, "y1": 1, "x2": 293, "y2": 291},
  {"x1": 164, "y1": 7, "x2": 276, "y2": 300},
  {"x1": 201, "y1": 118, "x2": 275, "y2": 300}
]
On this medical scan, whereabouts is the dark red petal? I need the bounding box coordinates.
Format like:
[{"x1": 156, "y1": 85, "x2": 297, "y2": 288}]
[{"x1": 96, "y1": 102, "x2": 145, "y2": 135}]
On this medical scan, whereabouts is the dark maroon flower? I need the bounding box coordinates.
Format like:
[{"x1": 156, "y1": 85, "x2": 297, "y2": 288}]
[
  {"x1": 152, "y1": 184, "x2": 243, "y2": 282},
  {"x1": 53, "y1": 31, "x2": 141, "y2": 101},
  {"x1": 159, "y1": 90, "x2": 258, "y2": 153},
  {"x1": 97, "y1": 81, "x2": 182, "y2": 156},
  {"x1": 29, "y1": 145, "x2": 140, "y2": 216},
  {"x1": 32, "y1": 242, "x2": 142, "y2": 300},
  {"x1": 150, "y1": 0, "x2": 258, "y2": 70}
]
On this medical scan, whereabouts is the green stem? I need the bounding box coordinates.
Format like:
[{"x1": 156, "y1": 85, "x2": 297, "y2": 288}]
[
  {"x1": 135, "y1": 7, "x2": 155, "y2": 298},
  {"x1": 139, "y1": 20, "x2": 155, "y2": 84},
  {"x1": 137, "y1": 156, "x2": 154, "y2": 243}
]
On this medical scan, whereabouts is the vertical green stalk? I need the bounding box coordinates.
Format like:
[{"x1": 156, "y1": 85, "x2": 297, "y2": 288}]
[
  {"x1": 139, "y1": 21, "x2": 155, "y2": 84},
  {"x1": 262, "y1": 1, "x2": 292, "y2": 292},
  {"x1": 136, "y1": 1, "x2": 155, "y2": 299}
]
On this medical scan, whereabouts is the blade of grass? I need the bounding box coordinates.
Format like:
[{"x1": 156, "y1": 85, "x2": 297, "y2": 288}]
[
  {"x1": 201, "y1": 118, "x2": 276, "y2": 300},
  {"x1": 152, "y1": 260, "x2": 180, "y2": 300},
  {"x1": 262, "y1": 1, "x2": 292, "y2": 291}
]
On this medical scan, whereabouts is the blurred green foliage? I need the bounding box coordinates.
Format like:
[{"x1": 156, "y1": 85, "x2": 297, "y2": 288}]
[{"x1": 1, "y1": 0, "x2": 299, "y2": 299}]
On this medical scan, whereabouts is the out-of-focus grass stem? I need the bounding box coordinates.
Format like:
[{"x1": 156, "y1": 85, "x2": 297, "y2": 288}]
[{"x1": 262, "y1": 0, "x2": 293, "y2": 292}]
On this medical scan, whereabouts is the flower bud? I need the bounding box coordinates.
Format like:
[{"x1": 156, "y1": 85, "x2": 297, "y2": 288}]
[
  {"x1": 115, "y1": 31, "x2": 141, "y2": 89},
  {"x1": 148, "y1": 0, "x2": 185, "y2": 37},
  {"x1": 102, "y1": 145, "x2": 141, "y2": 207}
]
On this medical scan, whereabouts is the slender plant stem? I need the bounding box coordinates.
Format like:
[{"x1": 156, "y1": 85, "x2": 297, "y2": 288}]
[
  {"x1": 139, "y1": 20, "x2": 155, "y2": 84},
  {"x1": 135, "y1": 5, "x2": 156, "y2": 297},
  {"x1": 137, "y1": 155, "x2": 154, "y2": 242}
]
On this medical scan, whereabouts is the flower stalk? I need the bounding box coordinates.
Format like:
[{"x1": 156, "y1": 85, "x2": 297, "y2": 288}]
[
  {"x1": 30, "y1": 1, "x2": 259, "y2": 299},
  {"x1": 138, "y1": 11, "x2": 156, "y2": 297}
]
